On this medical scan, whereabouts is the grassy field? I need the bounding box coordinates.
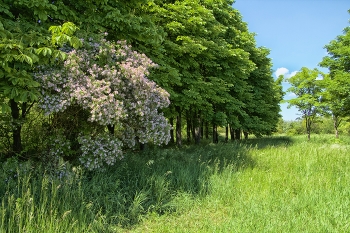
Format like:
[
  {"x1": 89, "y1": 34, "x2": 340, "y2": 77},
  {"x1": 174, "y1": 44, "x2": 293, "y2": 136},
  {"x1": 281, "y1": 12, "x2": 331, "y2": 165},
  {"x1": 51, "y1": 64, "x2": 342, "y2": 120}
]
[{"x1": 1, "y1": 134, "x2": 350, "y2": 232}]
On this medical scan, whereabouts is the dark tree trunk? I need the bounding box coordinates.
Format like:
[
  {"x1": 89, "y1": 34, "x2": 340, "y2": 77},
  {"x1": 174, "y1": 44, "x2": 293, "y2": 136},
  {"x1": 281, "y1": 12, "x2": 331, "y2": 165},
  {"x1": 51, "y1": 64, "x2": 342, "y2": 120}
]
[
  {"x1": 229, "y1": 125, "x2": 235, "y2": 141},
  {"x1": 10, "y1": 99, "x2": 22, "y2": 155},
  {"x1": 107, "y1": 124, "x2": 115, "y2": 135},
  {"x1": 235, "y1": 129, "x2": 241, "y2": 140},
  {"x1": 205, "y1": 121, "x2": 209, "y2": 139},
  {"x1": 140, "y1": 143, "x2": 145, "y2": 151},
  {"x1": 194, "y1": 112, "x2": 201, "y2": 145},
  {"x1": 244, "y1": 131, "x2": 248, "y2": 140},
  {"x1": 225, "y1": 125, "x2": 229, "y2": 142},
  {"x1": 191, "y1": 118, "x2": 196, "y2": 143},
  {"x1": 169, "y1": 117, "x2": 175, "y2": 144},
  {"x1": 201, "y1": 121, "x2": 204, "y2": 139},
  {"x1": 186, "y1": 114, "x2": 192, "y2": 143},
  {"x1": 176, "y1": 107, "x2": 182, "y2": 146},
  {"x1": 135, "y1": 136, "x2": 145, "y2": 151},
  {"x1": 212, "y1": 123, "x2": 218, "y2": 143}
]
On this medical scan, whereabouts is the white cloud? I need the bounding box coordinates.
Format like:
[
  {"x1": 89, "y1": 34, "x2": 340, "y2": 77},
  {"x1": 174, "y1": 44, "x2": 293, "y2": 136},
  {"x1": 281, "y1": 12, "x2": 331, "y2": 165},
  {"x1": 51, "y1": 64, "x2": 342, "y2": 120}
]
[
  {"x1": 315, "y1": 75, "x2": 323, "y2": 80},
  {"x1": 275, "y1": 67, "x2": 289, "y2": 77},
  {"x1": 274, "y1": 67, "x2": 298, "y2": 79},
  {"x1": 289, "y1": 71, "x2": 298, "y2": 77}
]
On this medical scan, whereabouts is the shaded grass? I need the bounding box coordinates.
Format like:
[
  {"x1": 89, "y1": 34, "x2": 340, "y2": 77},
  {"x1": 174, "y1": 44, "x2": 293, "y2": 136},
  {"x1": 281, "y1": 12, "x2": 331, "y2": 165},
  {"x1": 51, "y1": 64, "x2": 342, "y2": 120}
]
[{"x1": 0, "y1": 142, "x2": 254, "y2": 232}]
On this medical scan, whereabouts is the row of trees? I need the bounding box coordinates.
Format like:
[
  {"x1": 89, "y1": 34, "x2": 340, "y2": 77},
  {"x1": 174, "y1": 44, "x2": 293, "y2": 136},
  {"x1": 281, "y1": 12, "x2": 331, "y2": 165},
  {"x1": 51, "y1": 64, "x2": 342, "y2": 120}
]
[
  {"x1": 285, "y1": 11, "x2": 350, "y2": 139},
  {"x1": 0, "y1": 0, "x2": 283, "y2": 168},
  {"x1": 276, "y1": 117, "x2": 350, "y2": 136}
]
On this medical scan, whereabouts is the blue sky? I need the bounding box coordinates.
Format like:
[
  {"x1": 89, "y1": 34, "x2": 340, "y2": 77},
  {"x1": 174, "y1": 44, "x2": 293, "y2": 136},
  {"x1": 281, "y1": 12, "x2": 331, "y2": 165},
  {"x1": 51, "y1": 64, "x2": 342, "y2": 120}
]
[{"x1": 233, "y1": 0, "x2": 350, "y2": 121}]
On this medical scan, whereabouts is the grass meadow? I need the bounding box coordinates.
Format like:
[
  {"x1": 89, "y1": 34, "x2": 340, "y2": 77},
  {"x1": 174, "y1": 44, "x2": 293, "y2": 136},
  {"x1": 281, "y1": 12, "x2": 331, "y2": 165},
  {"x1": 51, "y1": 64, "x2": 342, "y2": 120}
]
[{"x1": 1, "y1": 134, "x2": 350, "y2": 232}]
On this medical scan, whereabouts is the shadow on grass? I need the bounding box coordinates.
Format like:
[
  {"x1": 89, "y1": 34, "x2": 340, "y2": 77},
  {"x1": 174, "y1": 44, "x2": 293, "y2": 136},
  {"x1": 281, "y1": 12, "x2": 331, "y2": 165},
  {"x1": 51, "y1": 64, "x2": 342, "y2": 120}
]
[
  {"x1": 78, "y1": 141, "x2": 256, "y2": 228},
  {"x1": 77, "y1": 136, "x2": 295, "y2": 228},
  {"x1": 240, "y1": 135, "x2": 294, "y2": 149}
]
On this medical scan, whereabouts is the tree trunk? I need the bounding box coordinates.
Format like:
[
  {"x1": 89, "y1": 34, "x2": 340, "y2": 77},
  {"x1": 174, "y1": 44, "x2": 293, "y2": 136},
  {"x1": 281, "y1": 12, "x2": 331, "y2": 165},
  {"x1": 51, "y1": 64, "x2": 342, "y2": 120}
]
[
  {"x1": 191, "y1": 118, "x2": 196, "y2": 143},
  {"x1": 235, "y1": 129, "x2": 241, "y2": 140},
  {"x1": 201, "y1": 121, "x2": 204, "y2": 139},
  {"x1": 186, "y1": 114, "x2": 191, "y2": 143},
  {"x1": 194, "y1": 112, "x2": 201, "y2": 145},
  {"x1": 333, "y1": 115, "x2": 340, "y2": 139},
  {"x1": 205, "y1": 121, "x2": 209, "y2": 139},
  {"x1": 107, "y1": 124, "x2": 115, "y2": 135},
  {"x1": 212, "y1": 123, "x2": 218, "y2": 143},
  {"x1": 176, "y1": 107, "x2": 182, "y2": 146},
  {"x1": 229, "y1": 125, "x2": 235, "y2": 141},
  {"x1": 140, "y1": 143, "x2": 145, "y2": 151},
  {"x1": 169, "y1": 117, "x2": 175, "y2": 144},
  {"x1": 225, "y1": 125, "x2": 229, "y2": 142},
  {"x1": 306, "y1": 118, "x2": 311, "y2": 141},
  {"x1": 10, "y1": 99, "x2": 22, "y2": 155},
  {"x1": 335, "y1": 128, "x2": 339, "y2": 139},
  {"x1": 244, "y1": 131, "x2": 248, "y2": 140}
]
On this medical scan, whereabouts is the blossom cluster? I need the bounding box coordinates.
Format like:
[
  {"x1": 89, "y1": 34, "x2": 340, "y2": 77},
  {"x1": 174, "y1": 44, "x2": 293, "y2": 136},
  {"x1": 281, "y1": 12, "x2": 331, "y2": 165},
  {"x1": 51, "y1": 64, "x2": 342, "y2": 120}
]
[
  {"x1": 34, "y1": 36, "x2": 171, "y2": 169},
  {"x1": 78, "y1": 134, "x2": 123, "y2": 170},
  {"x1": 47, "y1": 133, "x2": 72, "y2": 158}
]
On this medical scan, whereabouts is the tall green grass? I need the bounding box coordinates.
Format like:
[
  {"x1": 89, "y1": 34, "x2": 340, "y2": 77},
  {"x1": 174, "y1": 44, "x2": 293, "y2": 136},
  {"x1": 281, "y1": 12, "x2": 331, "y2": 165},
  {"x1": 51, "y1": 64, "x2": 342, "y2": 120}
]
[{"x1": 1, "y1": 135, "x2": 349, "y2": 232}]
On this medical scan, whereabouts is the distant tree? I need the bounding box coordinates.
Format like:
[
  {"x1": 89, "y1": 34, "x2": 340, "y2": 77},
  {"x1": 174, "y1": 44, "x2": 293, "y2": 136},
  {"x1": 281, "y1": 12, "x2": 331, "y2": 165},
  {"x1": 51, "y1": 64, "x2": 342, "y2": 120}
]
[
  {"x1": 319, "y1": 13, "x2": 350, "y2": 138},
  {"x1": 286, "y1": 67, "x2": 323, "y2": 140}
]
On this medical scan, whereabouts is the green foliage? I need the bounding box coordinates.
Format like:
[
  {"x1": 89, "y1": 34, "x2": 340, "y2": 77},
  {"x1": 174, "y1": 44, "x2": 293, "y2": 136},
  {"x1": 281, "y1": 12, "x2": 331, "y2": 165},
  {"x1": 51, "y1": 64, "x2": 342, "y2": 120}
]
[
  {"x1": 242, "y1": 47, "x2": 283, "y2": 136},
  {"x1": 1, "y1": 0, "x2": 283, "y2": 156},
  {"x1": 319, "y1": 14, "x2": 350, "y2": 137},
  {"x1": 277, "y1": 117, "x2": 338, "y2": 136},
  {"x1": 144, "y1": 0, "x2": 280, "y2": 143},
  {"x1": 286, "y1": 67, "x2": 324, "y2": 139},
  {"x1": 0, "y1": 0, "x2": 81, "y2": 156}
]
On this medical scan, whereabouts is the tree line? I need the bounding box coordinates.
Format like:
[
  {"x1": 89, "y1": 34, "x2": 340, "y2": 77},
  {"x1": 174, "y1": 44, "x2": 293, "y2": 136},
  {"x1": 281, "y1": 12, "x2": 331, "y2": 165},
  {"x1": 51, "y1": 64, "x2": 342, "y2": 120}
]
[{"x1": 0, "y1": 0, "x2": 283, "y2": 168}]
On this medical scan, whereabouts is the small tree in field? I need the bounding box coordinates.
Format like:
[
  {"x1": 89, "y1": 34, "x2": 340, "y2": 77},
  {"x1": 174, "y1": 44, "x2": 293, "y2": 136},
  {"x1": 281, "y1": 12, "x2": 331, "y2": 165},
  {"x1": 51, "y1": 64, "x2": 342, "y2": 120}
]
[
  {"x1": 35, "y1": 36, "x2": 171, "y2": 170},
  {"x1": 286, "y1": 67, "x2": 323, "y2": 140}
]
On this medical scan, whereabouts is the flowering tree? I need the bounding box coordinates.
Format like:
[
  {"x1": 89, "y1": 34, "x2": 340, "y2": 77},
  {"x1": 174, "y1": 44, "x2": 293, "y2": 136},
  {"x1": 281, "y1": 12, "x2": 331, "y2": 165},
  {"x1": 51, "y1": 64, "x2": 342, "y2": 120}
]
[{"x1": 35, "y1": 36, "x2": 171, "y2": 169}]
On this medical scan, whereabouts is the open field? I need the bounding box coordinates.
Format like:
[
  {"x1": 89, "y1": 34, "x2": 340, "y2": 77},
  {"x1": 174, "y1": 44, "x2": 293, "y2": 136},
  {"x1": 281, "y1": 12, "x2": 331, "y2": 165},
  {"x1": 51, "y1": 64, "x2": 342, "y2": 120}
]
[{"x1": 1, "y1": 135, "x2": 350, "y2": 232}]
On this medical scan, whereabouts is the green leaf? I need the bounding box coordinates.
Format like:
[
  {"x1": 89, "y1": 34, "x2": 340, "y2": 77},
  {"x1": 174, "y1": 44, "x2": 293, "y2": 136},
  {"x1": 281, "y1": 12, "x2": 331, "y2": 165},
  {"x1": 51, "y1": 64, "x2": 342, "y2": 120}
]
[
  {"x1": 29, "y1": 92, "x2": 38, "y2": 101},
  {"x1": 10, "y1": 87, "x2": 19, "y2": 98},
  {"x1": 15, "y1": 54, "x2": 33, "y2": 65},
  {"x1": 1, "y1": 104, "x2": 11, "y2": 114},
  {"x1": 35, "y1": 47, "x2": 52, "y2": 56},
  {"x1": 20, "y1": 92, "x2": 28, "y2": 102},
  {"x1": 49, "y1": 25, "x2": 61, "y2": 35},
  {"x1": 71, "y1": 37, "x2": 82, "y2": 49},
  {"x1": 38, "y1": 12, "x2": 48, "y2": 21}
]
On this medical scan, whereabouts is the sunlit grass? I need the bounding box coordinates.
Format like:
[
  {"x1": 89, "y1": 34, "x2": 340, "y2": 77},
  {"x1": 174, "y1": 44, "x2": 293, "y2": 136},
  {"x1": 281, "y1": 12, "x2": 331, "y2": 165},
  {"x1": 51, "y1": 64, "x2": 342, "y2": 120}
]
[{"x1": 1, "y1": 134, "x2": 349, "y2": 232}]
